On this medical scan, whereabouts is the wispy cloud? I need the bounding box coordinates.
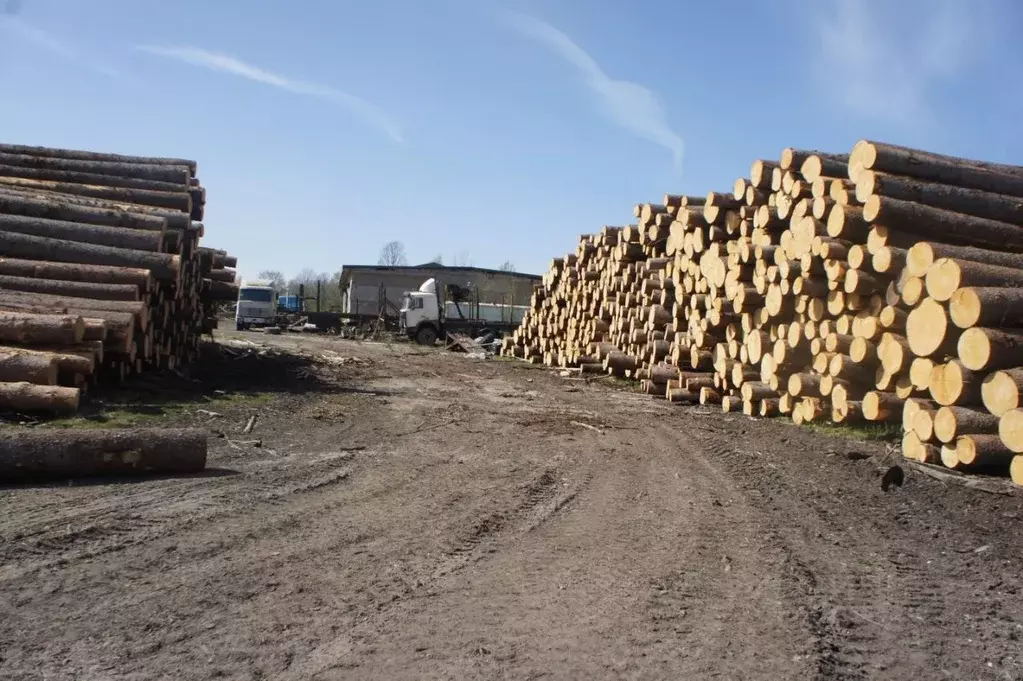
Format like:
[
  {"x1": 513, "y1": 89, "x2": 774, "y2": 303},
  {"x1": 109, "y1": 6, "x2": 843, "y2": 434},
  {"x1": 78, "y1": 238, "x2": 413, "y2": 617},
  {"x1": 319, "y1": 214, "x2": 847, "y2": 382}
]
[
  {"x1": 501, "y1": 11, "x2": 684, "y2": 172},
  {"x1": 136, "y1": 45, "x2": 403, "y2": 142},
  {"x1": 0, "y1": 15, "x2": 124, "y2": 79},
  {"x1": 812, "y1": 0, "x2": 988, "y2": 125}
]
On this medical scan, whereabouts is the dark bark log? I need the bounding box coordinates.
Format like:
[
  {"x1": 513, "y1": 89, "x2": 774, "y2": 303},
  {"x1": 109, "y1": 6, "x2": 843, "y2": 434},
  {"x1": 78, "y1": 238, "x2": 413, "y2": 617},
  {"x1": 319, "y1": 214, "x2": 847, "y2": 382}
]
[
  {"x1": 0, "y1": 428, "x2": 207, "y2": 480},
  {"x1": 856, "y1": 170, "x2": 1023, "y2": 225},
  {"x1": 850, "y1": 140, "x2": 1023, "y2": 194},
  {"x1": 0, "y1": 274, "x2": 139, "y2": 301},
  {"x1": 0, "y1": 152, "x2": 190, "y2": 185},
  {"x1": 926, "y1": 258, "x2": 1023, "y2": 302},
  {"x1": 208, "y1": 268, "x2": 237, "y2": 283},
  {"x1": 0, "y1": 347, "x2": 58, "y2": 385},
  {"x1": 0, "y1": 185, "x2": 192, "y2": 229},
  {"x1": 0, "y1": 192, "x2": 167, "y2": 231},
  {"x1": 0, "y1": 311, "x2": 84, "y2": 344},
  {"x1": 864, "y1": 196, "x2": 1023, "y2": 251},
  {"x1": 0, "y1": 382, "x2": 78, "y2": 415},
  {"x1": 0, "y1": 231, "x2": 180, "y2": 281},
  {"x1": 0, "y1": 257, "x2": 150, "y2": 290},
  {"x1": 0, "y1": 214, "x2": 164, "y2": 252},
  {"x1": 0, "y1": 176, "x2": 191, "y2": 213},
  {"x1": 0, "y1": 144, "x2": 196, "y2": 175}
]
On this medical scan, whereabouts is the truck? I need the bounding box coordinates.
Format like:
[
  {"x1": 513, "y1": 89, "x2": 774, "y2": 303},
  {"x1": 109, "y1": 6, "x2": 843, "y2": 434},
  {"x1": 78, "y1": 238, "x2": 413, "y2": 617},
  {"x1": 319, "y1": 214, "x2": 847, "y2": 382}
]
[
  {"x1": 399, "y1": 277, "x2": 528, "y2": 346},
  {"x1": 235, "y1": 279, "x2": 277, "y2": 330},
  {"x1": 235, "y1": 280, "x2": 387, "y2": 333}
]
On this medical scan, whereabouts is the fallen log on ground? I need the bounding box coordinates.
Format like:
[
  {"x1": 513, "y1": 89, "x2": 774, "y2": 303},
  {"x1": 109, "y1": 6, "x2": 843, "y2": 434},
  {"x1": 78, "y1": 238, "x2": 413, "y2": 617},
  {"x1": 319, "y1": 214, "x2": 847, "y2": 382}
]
[{"x1": 0, "y1": 427, "x2": 207, "y2": 480}]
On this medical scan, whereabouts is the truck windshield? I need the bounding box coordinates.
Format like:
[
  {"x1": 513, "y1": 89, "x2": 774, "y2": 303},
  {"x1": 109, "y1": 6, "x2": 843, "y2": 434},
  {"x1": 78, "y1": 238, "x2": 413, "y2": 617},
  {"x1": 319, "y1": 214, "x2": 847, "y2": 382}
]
[{"x1": 239, "y1": 289, "x2": 273, "y2": 303}]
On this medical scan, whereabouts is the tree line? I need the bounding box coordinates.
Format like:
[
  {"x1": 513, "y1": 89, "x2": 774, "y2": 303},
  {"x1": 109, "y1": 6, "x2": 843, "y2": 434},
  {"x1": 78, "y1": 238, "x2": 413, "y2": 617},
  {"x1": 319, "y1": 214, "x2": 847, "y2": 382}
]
[{"x1": 378, "y1": 240, "x2": 515, "y2": 272}]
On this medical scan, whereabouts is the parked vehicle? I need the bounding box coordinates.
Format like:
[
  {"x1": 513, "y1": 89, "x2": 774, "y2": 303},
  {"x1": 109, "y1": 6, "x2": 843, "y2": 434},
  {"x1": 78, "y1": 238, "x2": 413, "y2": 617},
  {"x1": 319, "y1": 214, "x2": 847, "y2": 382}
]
[{"x1": 399, "y1": 278, "x2": 528, "y2": 346}]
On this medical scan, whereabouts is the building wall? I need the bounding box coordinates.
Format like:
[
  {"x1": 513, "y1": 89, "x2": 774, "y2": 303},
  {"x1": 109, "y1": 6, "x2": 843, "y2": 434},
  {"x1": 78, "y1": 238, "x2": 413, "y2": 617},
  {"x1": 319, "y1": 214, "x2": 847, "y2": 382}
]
[{"x1": 342, "y1": 267, "x2": 538, "y2": 315}]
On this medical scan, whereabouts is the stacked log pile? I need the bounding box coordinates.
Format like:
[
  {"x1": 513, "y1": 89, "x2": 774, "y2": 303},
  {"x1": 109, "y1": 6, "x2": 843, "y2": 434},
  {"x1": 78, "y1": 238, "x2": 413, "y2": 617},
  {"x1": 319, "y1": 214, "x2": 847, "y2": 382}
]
[
  {"x1": 503, "y1": 140, "x2": 1023, "y2": 486},
  {"x1": 0, "y1": 144, "x2": 239, "y2": 415}
]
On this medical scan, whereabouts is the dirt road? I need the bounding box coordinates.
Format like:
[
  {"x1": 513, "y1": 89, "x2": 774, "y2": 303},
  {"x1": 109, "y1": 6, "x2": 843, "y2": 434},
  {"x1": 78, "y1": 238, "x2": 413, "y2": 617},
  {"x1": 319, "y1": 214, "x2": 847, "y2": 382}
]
[{"x1": 1, "y1": 333, "x2": 1021, "y2": 680}]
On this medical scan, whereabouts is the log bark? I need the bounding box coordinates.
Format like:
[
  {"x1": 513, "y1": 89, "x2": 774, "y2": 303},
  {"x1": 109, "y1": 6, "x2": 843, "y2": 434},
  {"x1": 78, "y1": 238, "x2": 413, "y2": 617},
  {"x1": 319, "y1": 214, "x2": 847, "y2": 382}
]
[
  {"x1": 849, "y1": 140, "x2": 1023, "y2": 196},
  {"x1": 12, "y1": 345, "x2": 96, "y2": 375},
  {"x1": 0, "y1": 231, "x2": 180, "y2": 281},
  {"x1": 933, "y1": 406, "x2": 1000, "y2": 444},
  {"x1": 0, "y1": 274, "x2": 139, "y2": 301},
  {"x1": 0, "y1": 214, "x2": 165, "y2": 252},
  {"x1": 0, "y1": 185, "x2": 193, "y2": 231},
  {"x1": 0, "y1": 176, "x2": 191, "y2": 213},
  {"x1": 0, "y1": 382, "x2": 79, "y2": 414},
  {"x1": 855, "y1": 170, "x2": 1023, "y2": 224},
  {"x1": 0, "y1": 192, "x2": 168, "y2": 232},
  {"x1": 955, "y1": 434, "x2": 1016, "y2": 469},
  {"x1": 0, "y1": 290, "x2": 145, "y2": 320},
  {"x1": 863, "y1": 196, "x2": 1023, "y2": 251},
  {"x1": 0, "y1": 427, "x2": 207, "y2": 479},
  {"x1": 0, "y1": 144, "x2": 197, "y2": 175},
  {"x1": 0, "y1": 257, "x2": 151, "y2": 291},
  {"x1": 0, "y1": 304, "x2": 134, "y2": 352},
  {"x1": 0, "y1": 152, "x2": 190, "y2": 185},
  {"x1": 958, "y1": 327, "x2": 1023, "y2": 372},
  {"x1": 905, "y1": 241, "x2": 1023, "y2": 278},
  {"x1": 925, "y1": 258, "x2": 1023, "y2": 302},
  {"x1": 0, "y1": 311, "x2": 84, "y2": 344},
  {"x1": 0, "y1": 347, "x2": 58, "y2": 385},
  {"x1": 950, "y1": 287, "x2": 1023, "y2": 330}
]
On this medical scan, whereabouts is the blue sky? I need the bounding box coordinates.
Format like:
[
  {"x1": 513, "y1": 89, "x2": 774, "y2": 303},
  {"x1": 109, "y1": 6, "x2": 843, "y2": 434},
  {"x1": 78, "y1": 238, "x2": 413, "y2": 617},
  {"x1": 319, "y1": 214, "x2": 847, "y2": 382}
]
[{"x1": 1, "y1": 0, "x2": 1021, "y2": 280}]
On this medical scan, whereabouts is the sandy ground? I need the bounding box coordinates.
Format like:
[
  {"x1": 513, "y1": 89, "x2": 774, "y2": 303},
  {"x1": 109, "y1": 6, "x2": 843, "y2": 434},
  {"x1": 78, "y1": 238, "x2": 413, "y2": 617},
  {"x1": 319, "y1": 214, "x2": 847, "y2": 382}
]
[{"x1": 1, "y1": 332, "x2": 1022, "y2": 681}]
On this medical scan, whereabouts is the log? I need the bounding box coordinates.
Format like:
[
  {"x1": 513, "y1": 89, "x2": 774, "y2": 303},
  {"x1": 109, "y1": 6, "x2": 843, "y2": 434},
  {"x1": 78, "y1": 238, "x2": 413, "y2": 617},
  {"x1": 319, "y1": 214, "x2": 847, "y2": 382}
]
[
  {"x1": 0, "y1": 231, "x2": 180, "y2": 281},
  {"x1": 0, "y1": 151, "x2": 190, "y2": 185},
  {"x1": 849, "y1": 140, "x2": 1023, "y2": 196},
  {"x1": 0, "y1": 144, "x2": 197, "y2": 175},
  {"x1": 0, "y1": 427, "x2": 207, "y2": 479},
  {"x1": 926, "y1": 258, "x2": 1023, "y2": 302},
  {"x1": 905, "y1": 241, "x2": 1023, "y2": 278},
  {"x1": 0, "y1": 311, "x2": 84, "y2": 344},
  {"x1": 862, "y1": 391, "x2": 903, "y2": 421},
  {"x1": 905, "y1": 297, "x2": 955, "y2": 359},
  {"x1": 0, "y1": 213, "x2": 165, "y2": 251},
  {"x1": 0, "y1": 347, "x2": 58, "y2": 385},
  {"x1": 863, "y1": 196, "x2": 1023, "y2": 251},
  {"x1": 0, "y1": 304, "x2": 134, "y2": 353},
  {"x1": 958, "y1": 327, "x2": 1023, "y2": 372},
  {"x1": 0, "y1": 382, "x2": 79, "y2": 414},
  {"x1": 955, "y1": 434, "x2": 1016, "y2": 469},
  {"x1": 0, "y1": 192, "x2": 168, "y2": 231},
  {"x1": 0, "y1": 176, "x2": 191, "y2": 213},
  {"x1": 933, "y1": 406, "x2": 1000, "y2": 444},
  {"x1": 0, "y1": 257, "x2": 151, "y2": 290},
  {"x1": 855, "y1": 170, "x2": 1023, "y2": 224},
  {"x1": 982, "y1": 368, "x2": 1023, "y2": 417},
  {"x1": 0, "y1": 290, "x2": 145, "y2": 320},
  {"x1": 10, "y1": 345, "x2": 96, "y2": 375},
  {"x1": 929, "y1": 361, "x2": 983, "y2": 406},
  {"x1": 0, "y1": 185, "x2": 193, "y2": 231},
  {"x1": 949, "y1": 287, "x2": 1023, "y2": 329},
  {"x1": 0, "y1": 274, "x2": 139, "y2": 301},
  {"x1": 1012, "y1": 456, "x2": 1023, "y2": 486},
  {"x1": 203, "y1": 279, "x2": 240, "y2": 302}
]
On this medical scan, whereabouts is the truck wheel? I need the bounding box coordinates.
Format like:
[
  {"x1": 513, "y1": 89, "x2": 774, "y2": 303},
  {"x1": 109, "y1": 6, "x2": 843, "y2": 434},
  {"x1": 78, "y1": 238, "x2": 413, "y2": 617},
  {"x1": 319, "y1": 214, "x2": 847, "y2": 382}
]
[
  {"x1": 236, "y1": 322, "x2": 246, "y2": 331},
  {"x1": 415, "y1": 326, "x2": 438, "y2": 346}
]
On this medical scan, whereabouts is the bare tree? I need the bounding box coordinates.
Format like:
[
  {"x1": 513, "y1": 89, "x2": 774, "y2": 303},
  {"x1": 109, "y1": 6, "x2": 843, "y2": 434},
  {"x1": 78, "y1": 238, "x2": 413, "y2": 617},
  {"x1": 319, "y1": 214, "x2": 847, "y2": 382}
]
[
  {"x1": 379, "y1": 241, "x2": 408, "y2": 266},
  {"x1": 257, "y1": 270, "x2": 286, "y2": 292},
  {"x1": 431, "y1": 254, "x2": 444, "y2": 265},
  {"x1": 451, "y1": 250, "x2": 473, "y2": 267},
  {"x1": 499, "y1": 260, "x2": 516, "y2": 272}
]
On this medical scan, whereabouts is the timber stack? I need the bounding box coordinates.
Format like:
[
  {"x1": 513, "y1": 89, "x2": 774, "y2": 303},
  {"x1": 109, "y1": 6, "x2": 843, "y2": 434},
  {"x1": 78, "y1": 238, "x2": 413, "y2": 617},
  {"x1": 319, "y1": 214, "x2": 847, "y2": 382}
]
[
  {"x1": 502, "y1": 140, "x2": 1023, "y2": 487},
  {"x1": 0, "y1": 143, "x2": 240, "y2": 416}
]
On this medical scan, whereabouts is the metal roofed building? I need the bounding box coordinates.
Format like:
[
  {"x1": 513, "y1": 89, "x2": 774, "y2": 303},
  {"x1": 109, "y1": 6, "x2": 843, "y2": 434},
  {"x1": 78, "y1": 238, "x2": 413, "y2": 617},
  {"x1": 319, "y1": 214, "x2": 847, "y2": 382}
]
[{"x1": 338, "y1": 262, "x2": 541, "y2": 317}]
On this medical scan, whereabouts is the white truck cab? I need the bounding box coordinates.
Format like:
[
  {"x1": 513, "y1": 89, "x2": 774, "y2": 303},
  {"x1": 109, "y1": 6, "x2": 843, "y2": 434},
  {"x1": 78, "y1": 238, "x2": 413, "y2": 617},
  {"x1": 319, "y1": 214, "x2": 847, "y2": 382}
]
[
  {"x1": 235, "y1": 279, "x2": 277, "y2": 331},
  {"x1": 400, "y1": 277, "x2": 529, "y2": 346},
  {"x1": 400, "y1": 278, "x2": 442, "y2": 345}
]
